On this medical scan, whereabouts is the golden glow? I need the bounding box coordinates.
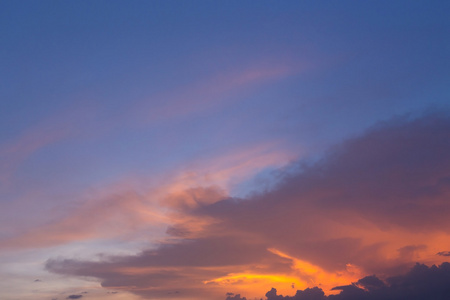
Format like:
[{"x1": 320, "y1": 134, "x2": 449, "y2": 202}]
[
  {"x1": 204, "y1": 273, "x2": 306, "y2": 288},
  {"x1": 268, "y1": 248, "x2": 363, "y2": 294},
  {"x1": 201, "y1": 248, "x2": 364, "y2": 299},
  {"x1": 204, "y1": 272, "x2": 305, "y2": 299}
]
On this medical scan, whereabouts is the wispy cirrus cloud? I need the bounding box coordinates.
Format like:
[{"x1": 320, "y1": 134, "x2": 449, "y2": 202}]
[
  {"x1": 0, "y1": 103, "x2": 98, "y2": 189},
  {"x1": 0, "y1": 142, "x2": 293, "y2": 250},
  {"x1": 131, "y1": 63, "x2": 302, "y2": 125},
  {"x1": 0, "y1": 123, "x2": 68, "y2": 187}
]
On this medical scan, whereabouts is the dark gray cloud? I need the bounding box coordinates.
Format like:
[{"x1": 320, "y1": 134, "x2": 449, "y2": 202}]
[
  {"x1": 259, "y1": 263, "x2": 450, "y2": 300},
  {"x1": 66, "y1": 295, "x2": 83, "y2": 300},
  {"x1": 266, "y1": 287, "x2": 326, "y2": 300},
  {"x1": 226, "y1": 294, "x2": 247, "y2": 300},
  {"x1": 355, "y1": 275, "x2": 385, "y2": 291},
  {"x1": 437, "y1": 251, "x2": 450, "y2": 257}
]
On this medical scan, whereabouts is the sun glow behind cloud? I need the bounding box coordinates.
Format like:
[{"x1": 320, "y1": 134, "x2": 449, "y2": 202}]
[
  {"x1": 205, "y1": 272, "x2": 306, "y2": 298},
  {"x1": 204, "y1": 248, "x2": 363, "y2": 298},
  {"x1": 1, "y1": 2, "x2": 450, "y2": 300},
  {"x1": 43, "y1": 113, "x2": 450, "y2": 300},
  {"x1": 267, "y1": 249, "x2": 362, "y2": 293}
]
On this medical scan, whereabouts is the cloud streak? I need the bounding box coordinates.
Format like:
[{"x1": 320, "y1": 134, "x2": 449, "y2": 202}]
[
  {"x1": 0, "y1": 142, "x2": 292, "y2": 250},
  {"x1": 131, "y1": 63, "x2": 300, "y2": 125}
]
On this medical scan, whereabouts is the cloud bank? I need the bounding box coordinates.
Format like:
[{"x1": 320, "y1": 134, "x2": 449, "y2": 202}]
[{"x1": 46, "y1": 112, "x2": 450, "y2": 299}]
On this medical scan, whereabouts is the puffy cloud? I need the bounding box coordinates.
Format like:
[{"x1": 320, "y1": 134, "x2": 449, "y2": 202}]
[
  {"x1": 293, "y1": 287, "x2": 326, "y2": 300},
  {"x1": 226, "y1": 293, "x2": 247, "y2": 300},
  {"x1": 266, "y1": 287, "x2": 327, "y2": 300},
  {"x1": 46, "y1": 113, "x2": 450, "y2": 299}
]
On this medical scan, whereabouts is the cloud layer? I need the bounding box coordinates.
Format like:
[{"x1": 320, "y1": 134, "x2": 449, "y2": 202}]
[{"x1": 46, "y1": 112, "x2": 450, "y2": 299}]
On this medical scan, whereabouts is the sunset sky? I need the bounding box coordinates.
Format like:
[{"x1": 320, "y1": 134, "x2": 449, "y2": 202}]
[{"x1": 1, "y1": 1, "x2": 450, "y2": 300}]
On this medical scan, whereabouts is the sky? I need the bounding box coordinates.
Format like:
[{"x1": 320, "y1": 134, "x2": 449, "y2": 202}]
[{"x1": 0, "y1": 1, "x2": 449, "y2": 300}]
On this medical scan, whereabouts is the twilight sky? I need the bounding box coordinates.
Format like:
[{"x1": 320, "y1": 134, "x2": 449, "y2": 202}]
[{"x1": 1, "y1": 1, "x2": 449, "y2": 300}]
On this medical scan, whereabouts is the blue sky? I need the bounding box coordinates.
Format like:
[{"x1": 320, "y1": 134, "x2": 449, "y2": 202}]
[{"x1": 0, "y1": 1, "x2": 449, "y2": 300}]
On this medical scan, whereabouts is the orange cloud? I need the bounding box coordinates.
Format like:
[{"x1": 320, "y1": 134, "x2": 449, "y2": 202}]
[
  {"x1": 1, "y1": 141, "x2": 293, "y2": 250},
  {"x1": 267, "y1": 249, "x2": 362, "y2": 294},
  {"x1": 30, "y1": 114, "x2": 450, "y2": 299}
]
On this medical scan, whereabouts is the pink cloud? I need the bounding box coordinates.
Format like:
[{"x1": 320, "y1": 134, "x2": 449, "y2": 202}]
[
  {"x1": 131, "y1": 63, "x2": 301, "y2": 125},
  {"x1": 0, "y1": 125, "x2": 67, "y2": 187},
  {"x1": 0, "y1": 142, "x2": 293, "y2": 250},
  {"x1": 44, "y1": 113, "x2": 450, "y2": 299},
  {"x1": 0, "y1": 104, "x2": 97, "y2": 188}
]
